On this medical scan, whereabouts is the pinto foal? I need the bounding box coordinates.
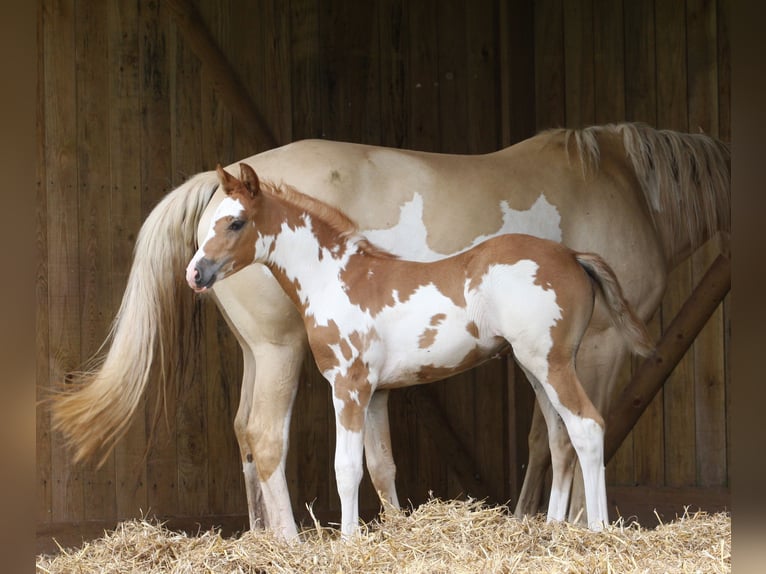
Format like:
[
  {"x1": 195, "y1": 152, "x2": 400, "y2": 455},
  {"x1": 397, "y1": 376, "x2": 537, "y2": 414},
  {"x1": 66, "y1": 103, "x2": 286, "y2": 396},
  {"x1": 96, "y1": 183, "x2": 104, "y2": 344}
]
[{"x1": 187, "y1": 163, "x2": 653, "y2": 536}]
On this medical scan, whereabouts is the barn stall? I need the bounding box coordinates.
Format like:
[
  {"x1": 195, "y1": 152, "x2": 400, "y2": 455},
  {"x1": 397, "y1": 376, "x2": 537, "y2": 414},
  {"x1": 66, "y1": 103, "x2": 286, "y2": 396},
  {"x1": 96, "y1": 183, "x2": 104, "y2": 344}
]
[{"x1": 37, "y1": 0, "x2": 730, "y2": 555}]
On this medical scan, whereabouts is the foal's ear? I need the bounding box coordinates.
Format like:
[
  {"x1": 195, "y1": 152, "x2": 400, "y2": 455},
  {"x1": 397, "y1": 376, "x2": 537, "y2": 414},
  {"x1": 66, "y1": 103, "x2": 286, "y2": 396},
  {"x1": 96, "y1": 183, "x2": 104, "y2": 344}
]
[
  {"x1": 216, "y1": 164, "x2": 238, "y2": 195},
  {"x1": 239, "y1": 163, "x2": 261, "y2": 199}
]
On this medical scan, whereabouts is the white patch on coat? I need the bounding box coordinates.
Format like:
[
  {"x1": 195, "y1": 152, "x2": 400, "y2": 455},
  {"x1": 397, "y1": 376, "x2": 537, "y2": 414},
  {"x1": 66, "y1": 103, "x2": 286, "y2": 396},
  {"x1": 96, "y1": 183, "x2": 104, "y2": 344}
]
[{"x1": 364, "y1": 193, "x2": 563, "y2": 261}]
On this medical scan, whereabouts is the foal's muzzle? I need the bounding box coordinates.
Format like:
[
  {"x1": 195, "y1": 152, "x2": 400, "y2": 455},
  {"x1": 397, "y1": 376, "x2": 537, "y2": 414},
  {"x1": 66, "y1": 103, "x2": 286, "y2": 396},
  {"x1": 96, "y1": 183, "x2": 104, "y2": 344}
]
[{"x1": 187, "y1": 257, "x2": 223, "y2": 292}]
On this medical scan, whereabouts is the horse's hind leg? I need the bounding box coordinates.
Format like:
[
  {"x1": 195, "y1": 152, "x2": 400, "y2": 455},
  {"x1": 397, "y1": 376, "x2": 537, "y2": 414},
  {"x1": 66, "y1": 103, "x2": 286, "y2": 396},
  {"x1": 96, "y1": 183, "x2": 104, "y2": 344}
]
[
  {"x1": 518, "y1": 366, "x2": 576, "y2": 523},
  {"x1": 513, "y1": 348, "x2": 607, "y2": 529},
  {"x1": 544, "y1": 364, "x2": 608, "y2": 529},
  {"x1": 514, "y1": 401, "x2": 550, "y2": 518},
  {"x1": 565, "y1": 330, "x2": 628, "y2": 523},
  {"x1": 364, "y1": 390, "x2": 400, "y2": 509}
]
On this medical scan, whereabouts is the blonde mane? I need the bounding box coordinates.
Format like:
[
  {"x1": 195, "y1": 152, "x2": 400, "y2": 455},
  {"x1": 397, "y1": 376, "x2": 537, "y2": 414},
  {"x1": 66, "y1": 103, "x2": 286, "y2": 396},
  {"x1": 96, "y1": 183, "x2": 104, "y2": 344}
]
[
  {"x1": 259, "y1": 179, "x2": 399, "y2": 259},
  {"x1": 548, "y1": 123, "x2": 730, "y2": 258}
]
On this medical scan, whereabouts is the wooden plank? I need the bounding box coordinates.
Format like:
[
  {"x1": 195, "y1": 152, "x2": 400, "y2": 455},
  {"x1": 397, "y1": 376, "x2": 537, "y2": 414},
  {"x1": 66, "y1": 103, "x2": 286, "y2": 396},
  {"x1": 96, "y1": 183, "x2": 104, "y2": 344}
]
[
  {"x1": 623, "y1": 0, "x2": 662, "y2": 488},
  {"x1": 473, "y1": 359, "x2": 508, "y2": 503},
  {"x1": 563, "y1": 0, "x2": 595, "y2": 128},
  {"x1": 319, "y1": 0, "x2": 381, "y2": 143},
  {"x1": 534, "y1": 0, "x2": 565, "y2": 130},
  {"x1": 717, "y1": 0, "x2": 731, "y2": 141},
  {"x1": 44, "y1": 0, "x2": 84, "y2": 525},
  {"x1": 197, "y1": 0, "x2": 245, "y2": 518},
  {"x1": 289, "y1": 0, "x2": 321, "y2": 141},
  {"x1": 139, "y1": 0, "x2": 178, "y2": 518},
  {"x1": 686, "y1": 0, "x2": 726, "y2": 487},
  {"x1": 36, "y1": 0, "x2": 51, "y2": 526},
  {"x1": 108, "y1": 0, "x2": 148, "y2": 521},
  {"x1": 436, "y1": 0, "x2": 468, "y2": 153},
  {"x1": 654, "y1": 0, "x2": 695, "y2": 488},
  {"x1": 716, "y1": 0, "x2": 731, "y2": 485},
  {"x1": 76, "y1": 0, "x2": 117, "y2": 523},
  {"x1": 407, "y1": 0, "x2": 440, "y2": 152},
  {"x1": 500, "y1": 0, "x2": 535, "y2": 146},
  {"x1": 170, "y1": 14, "x2": 210, "y2": 518},
  {"x1": 607, "y1": 485, "x2": 730, "y2": 525},
  {"x1": 592, "y1": 0, "x2": 625, "y2": 123},
  {"x1": 465, "y1": 0, "x2": 499, "y2": 152},
  {"x1": 404, "y1": 386, "x2": 493, "y2": 501},
  {"x1": 166, "y1": 0, "x2": 276, "y2": 149},
  {"x1": 378, "y1": 0, "x2": 409, "y2": 148},
  {"x1": 606, "y1": 361, "x2": 634, "y2": 486}
]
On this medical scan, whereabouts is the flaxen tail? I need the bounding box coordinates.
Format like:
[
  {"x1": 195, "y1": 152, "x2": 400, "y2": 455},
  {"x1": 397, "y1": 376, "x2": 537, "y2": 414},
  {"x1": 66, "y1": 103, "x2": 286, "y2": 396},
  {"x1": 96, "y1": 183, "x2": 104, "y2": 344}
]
[
  {"x1": 50, "y1": 171, "x2": 219, "y2": 466},
  {"x1": 575, "y1": 252, "x2": 654, "y2": 357}
]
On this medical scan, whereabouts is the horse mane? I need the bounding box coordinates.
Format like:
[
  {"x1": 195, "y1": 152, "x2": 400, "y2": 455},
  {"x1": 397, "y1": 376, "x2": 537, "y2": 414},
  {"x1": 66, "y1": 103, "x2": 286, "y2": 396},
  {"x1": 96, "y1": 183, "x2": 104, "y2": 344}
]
[
  {"x1": 549, "y1": 123, "x2": 730, "y2": 258},
  {"x1": 260, "y1": 179, "x2": 399, "y2": 259}
]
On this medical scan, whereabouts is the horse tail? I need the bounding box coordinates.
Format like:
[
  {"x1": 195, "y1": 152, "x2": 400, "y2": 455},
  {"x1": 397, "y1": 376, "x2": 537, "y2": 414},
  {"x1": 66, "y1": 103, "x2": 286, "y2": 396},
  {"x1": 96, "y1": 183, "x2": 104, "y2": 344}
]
[
  {"x1": 575, "y1": 252, "x2": 655, "y2": 358},
  {"x1": 560, "y1": 122, "x2": 730, "y2": 259},
  {"x1": 50, "y1": 171, "x2": 220, "y2": 466}
]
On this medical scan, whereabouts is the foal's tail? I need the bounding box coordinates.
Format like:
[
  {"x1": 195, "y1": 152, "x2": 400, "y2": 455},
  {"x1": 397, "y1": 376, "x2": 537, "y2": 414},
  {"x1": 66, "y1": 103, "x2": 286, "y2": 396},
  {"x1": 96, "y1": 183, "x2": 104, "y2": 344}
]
[
  {"x1": 51, "y1": 171, "x2": 220, "y2": 466},
  {"x1": 575, "y1": 252, "x2": 655, "y2": 357}
]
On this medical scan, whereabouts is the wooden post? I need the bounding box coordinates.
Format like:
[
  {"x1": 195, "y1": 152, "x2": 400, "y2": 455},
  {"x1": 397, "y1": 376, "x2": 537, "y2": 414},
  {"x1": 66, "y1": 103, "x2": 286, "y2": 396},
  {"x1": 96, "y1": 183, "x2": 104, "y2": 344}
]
[
  {"x1": 605, "y1": 254, "x2": 731, "y2": 462},
  {"x1": 166, "y1": 0, "x2": 278, "y2": 149}
]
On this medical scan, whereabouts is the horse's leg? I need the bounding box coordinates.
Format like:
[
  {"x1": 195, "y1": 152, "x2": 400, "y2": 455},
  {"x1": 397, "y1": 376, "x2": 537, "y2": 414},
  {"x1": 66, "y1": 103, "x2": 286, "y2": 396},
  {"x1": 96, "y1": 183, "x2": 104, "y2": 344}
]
[
  {"x1": 364, "y1": 390, "x2": 400, "y2": 509},
  {"x1": 543, "y1": 365, "x2": 608, "y2": 529},
  {"x1": 513, "y1": 342, "x2": 607, "y2": 529},
  {"x1": 565, "y1": 331, "x2": 628, "y2": 523},
  {"x1": 211, "y1": 265, "x2": 308, "y2": 539},
  {"x1": 246, "y1": 342, "x2": 304, "y2": 539},
  {"x1": 333, "y1": 392, "x2": 369, "y2": 538},
  {"x1": 232, "y1": 346, "x2": 265, "y2": 530},
  {"x1": 518, "y1": 366, "x2": 576, "y2": 523},
  {"x1": 513, "y1": 402, "x2": 550, "y2": 518}
]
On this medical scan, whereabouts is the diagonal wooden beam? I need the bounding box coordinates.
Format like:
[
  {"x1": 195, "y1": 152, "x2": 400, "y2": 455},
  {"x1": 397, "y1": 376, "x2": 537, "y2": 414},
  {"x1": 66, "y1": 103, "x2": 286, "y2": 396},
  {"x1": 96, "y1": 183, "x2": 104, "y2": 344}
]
[
  {"x1": 166, "y1": 0, "x2": 278, "y2": 149},
  {"x1": 605, "y1": 254, "x2": 731, "y2": 462}
]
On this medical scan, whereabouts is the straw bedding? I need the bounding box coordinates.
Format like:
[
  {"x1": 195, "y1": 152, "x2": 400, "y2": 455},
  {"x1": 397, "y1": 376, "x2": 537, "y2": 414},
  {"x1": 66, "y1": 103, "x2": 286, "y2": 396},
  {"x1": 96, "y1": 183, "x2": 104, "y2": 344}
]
[{"x1": 37, "y1": 498, "x2": 730, "y2": 573}]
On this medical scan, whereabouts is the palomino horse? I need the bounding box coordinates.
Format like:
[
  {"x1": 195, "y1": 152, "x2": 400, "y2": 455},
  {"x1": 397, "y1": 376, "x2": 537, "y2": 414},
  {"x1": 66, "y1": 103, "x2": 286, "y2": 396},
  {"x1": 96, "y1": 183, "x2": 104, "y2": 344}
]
[
  {"x1": 52, "y1": 123, "x2": 729, "y2": 539},
  {"x1": 187, "y1": 163, "x2": 654, "y2": 535}
]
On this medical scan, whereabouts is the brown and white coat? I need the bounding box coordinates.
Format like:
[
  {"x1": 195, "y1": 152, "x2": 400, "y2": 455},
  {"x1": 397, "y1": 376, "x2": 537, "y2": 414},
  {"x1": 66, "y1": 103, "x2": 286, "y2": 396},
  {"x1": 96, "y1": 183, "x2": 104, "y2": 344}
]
[{"x1": 187, "y1": 163, "x2": 653, "y2": 536}]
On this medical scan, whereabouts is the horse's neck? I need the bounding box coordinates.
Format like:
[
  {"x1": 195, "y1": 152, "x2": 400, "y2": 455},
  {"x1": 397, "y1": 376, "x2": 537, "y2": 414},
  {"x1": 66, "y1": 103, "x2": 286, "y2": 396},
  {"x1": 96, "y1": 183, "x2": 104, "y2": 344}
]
[{"x1": 259, "y1": 197, "x2": 362, "y2": 307}]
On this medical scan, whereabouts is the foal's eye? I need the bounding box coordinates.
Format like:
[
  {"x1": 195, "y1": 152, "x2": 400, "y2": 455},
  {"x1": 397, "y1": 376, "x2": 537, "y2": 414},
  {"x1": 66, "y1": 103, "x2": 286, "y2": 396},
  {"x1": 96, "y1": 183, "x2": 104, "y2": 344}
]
[{"x1": 228, "y1": 219, "x2": 246, "y2": 231}]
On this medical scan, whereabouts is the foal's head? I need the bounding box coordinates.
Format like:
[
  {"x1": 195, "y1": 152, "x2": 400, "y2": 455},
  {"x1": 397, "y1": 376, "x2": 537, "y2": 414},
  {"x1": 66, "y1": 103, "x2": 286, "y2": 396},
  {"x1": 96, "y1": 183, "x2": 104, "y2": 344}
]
[{"x1": 186, "y1": 163, "x2": 262, "y2": 292}]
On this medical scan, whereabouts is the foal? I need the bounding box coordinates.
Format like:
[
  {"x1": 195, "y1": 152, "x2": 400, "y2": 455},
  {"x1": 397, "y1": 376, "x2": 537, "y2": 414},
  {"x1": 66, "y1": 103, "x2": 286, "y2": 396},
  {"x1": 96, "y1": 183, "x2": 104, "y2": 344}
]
[{"x1": 187, "y1": 163, "x2": 653, "y2": 536}]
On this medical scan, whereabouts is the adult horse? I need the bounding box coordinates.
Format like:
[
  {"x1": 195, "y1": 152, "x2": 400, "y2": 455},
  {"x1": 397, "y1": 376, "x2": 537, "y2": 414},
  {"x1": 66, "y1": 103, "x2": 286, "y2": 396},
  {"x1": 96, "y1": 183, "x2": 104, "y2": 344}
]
[
  {"x1": 187, "y1": 162, "x2": 654, "y2": 535},
  {"x1": 52, "y1": 123, "x2": 730, "y2": 539}
]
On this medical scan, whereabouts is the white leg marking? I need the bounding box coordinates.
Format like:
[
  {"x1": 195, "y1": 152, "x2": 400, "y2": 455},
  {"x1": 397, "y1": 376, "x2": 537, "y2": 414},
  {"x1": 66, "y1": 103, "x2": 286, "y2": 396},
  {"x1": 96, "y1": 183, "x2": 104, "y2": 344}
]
[
  {"x1": 260, "y1": 463, "x2": 299, "y2": 540},
  {"x1": 243, "y1": 461, "x2": 263, "y2": 529},
  {"x1": 559, "y1": 413, "x2": 608, "y2": 530},
  {"x1": 334, "y1": 423, "x2": 366, "y2": 537}
]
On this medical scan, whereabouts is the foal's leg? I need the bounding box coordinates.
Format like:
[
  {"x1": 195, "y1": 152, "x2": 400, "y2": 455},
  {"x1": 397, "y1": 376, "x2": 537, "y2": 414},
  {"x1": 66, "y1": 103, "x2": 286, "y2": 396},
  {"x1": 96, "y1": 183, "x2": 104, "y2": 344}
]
[
  {"x1": 516, "y1": 326, "x2": 629, "y2": 522},
  {"x1": 518, "y1": 366, "x2": 576, "y2": 523},
  {"x1": 364, "y1": 390, "x2": 400, "y2": 509},
  {"x1": 332, "y1": 387, "x2": 371, "y2": 537},
  {"x1": 542, "y1": 364, "x2": 609, "y2": 530},
  {"x1": 565, "y1": 331, "x2": 628, "y2": 523}
]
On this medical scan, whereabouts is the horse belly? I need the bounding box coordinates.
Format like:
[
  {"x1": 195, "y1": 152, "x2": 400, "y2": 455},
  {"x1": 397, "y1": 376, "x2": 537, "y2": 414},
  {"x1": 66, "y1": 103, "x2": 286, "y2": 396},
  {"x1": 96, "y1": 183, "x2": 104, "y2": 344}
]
[{"x1": 373, "y1": 302, "x2": 495, "y2": 388}]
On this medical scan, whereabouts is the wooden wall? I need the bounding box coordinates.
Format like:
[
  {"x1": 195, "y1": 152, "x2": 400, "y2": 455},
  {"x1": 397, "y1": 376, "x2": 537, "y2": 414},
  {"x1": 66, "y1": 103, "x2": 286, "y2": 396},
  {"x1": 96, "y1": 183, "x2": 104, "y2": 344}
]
[{"x1": 37, "y1": 0, "x2": 730, "y2": 547}]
